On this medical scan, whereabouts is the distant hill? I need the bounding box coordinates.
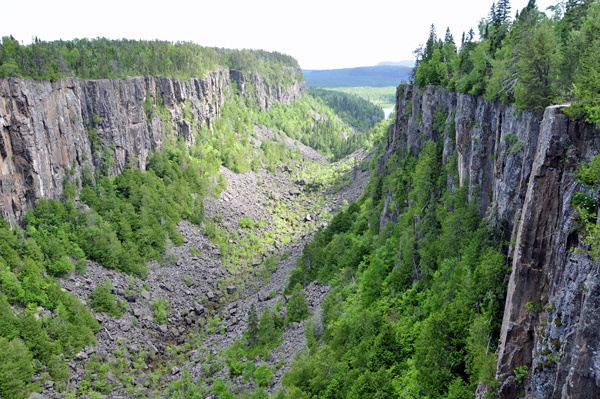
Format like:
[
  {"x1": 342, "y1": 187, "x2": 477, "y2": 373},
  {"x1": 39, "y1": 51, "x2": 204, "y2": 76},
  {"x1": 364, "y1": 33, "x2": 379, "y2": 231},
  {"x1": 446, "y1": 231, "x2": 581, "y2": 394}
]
[
  {"x1": 376, "y1": 60, "x2": 415, "y2": 68},
  {"x1": 303, "y1": 65, "x2": 411, "y2": 88}
]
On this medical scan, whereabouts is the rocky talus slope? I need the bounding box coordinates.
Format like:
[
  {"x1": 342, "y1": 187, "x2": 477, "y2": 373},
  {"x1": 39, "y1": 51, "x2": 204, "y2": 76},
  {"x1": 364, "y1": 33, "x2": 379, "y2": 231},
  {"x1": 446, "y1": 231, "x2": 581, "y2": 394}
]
[
  {"x1": 0, "y1": 68, "x2": 305, "y2": 226},
  {"x1": 0, "y1": 68, "x2": 375, "y2": 398},
  {"x1": 381, "y1": 84, "x2": 600, "y2": 398},
  {"x1": 36, "y1": 146, "x2": 371, "y2": 399}
]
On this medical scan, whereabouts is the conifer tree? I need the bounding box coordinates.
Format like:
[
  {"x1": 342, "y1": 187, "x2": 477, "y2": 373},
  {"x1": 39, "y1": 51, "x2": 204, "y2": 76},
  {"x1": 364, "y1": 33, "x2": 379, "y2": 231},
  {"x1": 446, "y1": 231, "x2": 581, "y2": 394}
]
[
  {"x1": 286, "y1": 283, "x2": 309, "y2": 323},
  {"x1": 444, "y1": 27, "x2": 455, "y2": 45},
  {"x1": 258, "y1": 307, "x2": 276, "y2": 347}
]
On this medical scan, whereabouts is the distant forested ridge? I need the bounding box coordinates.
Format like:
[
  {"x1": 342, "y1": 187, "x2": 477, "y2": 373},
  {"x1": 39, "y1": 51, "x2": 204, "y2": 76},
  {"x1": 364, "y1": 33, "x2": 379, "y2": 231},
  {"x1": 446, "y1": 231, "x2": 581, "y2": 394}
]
[
  {"x1": 413, "y1": 0, "x2": 600, "y2": 122},
  {"x1": 376, "y1": 61, "x2": 415, "y2": 67},
  {"x1": 0, "y1": 37, "x2": 301, "y2": 86},
  {"x1": 303, "y1": 65, "x2": 412, "y2": 87},
  {"x1": 308, "y1": 87, "x2": 384, "y2": 131}
]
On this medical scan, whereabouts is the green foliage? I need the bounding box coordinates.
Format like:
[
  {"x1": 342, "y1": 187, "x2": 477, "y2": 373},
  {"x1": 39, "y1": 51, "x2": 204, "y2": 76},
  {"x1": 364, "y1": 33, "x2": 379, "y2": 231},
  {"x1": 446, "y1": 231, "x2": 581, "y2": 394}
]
[
  {"x1": 23, "y1": 91, "x2": 376, "y2": 288},
  {"x1": 212, "y1": 378, "x2": 228, "y2": 396},
  {"x1": 242, "y1": 303, "x2": 283, "y2": 361},
  {"x1": 258, "y1": 307, "x2": 278, "y2": 347},
  {"x1": 89, "y1": 280, "x2": 127, "y2": 318},
  {"x1": 24, "y1": 139, "x2": 217, "y2": 277},
  {"x1": 240, "y1": 217, "x2": 255, "y2": 229},
  {"x1": 504, "y1": 133, "x2": 524, "y2": 156},
  {"x1": 285, "y1": 284, "x2": 309, "y2": 323},
  {"x1": 0, "y1": 36, "x2": 300, "y2": 88},
  {"x1": 563, "y1": 2, "x2": 600, "y2": 124},
  {"x1": 323, "y1": 86, "x2": 398, "y2": 108},
  {"x1": 432, "y1": 103, "x2": 449, "y2": 133},
  {"x1": 152, "y1": 299, "x2": 171, "y2": 325},
  {"x1": 258, "y1": 95, "x2": 368, "y2": 161},
  {"x1": 411, "y1": 1, "x2": 600, "y2": 114},
  {"x1": 572, "y1": 154, "x2": 600, "y2": 261},
  {"x1": 254, "y1": 364, "x2": 273, "y2": 387},
  {"x1": 576, "y1": 154, "x2": 600, "y2": 188},
  {"x1": 514, "y1": 19, "x2": 557, "y2": 112},
  {"x1": 415, "y1": 25, "x2": 457, "y2": 88},
  {"x1": 283, "y1": 137, "x2": 510, "y2": 398},
  {"x1": 0, "y1": 218, "x2": 98, "y2": 399},
  {"x1": 514, "y1": 365, "x2": 529, "y2": 384},
  {"x1": 247, "y1": 303, "x2": 259, "y2": 347},
  {"x1": 47, "y1": 255, "x2": 74, "y2": 277},
  {"x1": 0, "y1": 39, "x2": 390, "y2": 398},
  {"x1": 308, "y1": 88, "x2": 384, "y2": 131},
  {"x1": 168, "y1": 367, "x2": 207, "y2": 399},
  {"x1": 0, "y1": 337, "x2": 34, "y2": 399}
]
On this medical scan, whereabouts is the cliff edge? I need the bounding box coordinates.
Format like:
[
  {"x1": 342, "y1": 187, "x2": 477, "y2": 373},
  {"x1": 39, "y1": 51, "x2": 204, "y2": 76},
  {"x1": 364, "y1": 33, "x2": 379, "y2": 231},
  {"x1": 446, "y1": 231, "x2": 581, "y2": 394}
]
[
  {"x1": 0, "y1": 68, "x2": 305, "y2": 226},
  {"x1": 382, "y1": 84, "x2": 600, "y2": 398}
]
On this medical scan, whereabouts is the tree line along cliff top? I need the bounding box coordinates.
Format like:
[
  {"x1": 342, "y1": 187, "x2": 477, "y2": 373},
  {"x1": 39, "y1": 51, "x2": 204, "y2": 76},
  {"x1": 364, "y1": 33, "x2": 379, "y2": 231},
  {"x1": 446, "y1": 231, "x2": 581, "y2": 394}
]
[
  {"x1": 412, "y1": 0, "x2": 600, "y2": 123},
  {"x1": 0, "y1": 37, "x2": 301, "y2": 87}
]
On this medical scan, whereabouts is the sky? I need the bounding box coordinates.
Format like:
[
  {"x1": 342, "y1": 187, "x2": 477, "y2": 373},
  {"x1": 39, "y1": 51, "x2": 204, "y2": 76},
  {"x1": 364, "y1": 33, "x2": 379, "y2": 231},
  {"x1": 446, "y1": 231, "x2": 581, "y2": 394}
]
[{"x1": 2, "y1": 0, "x2": 560, "y2": 70}]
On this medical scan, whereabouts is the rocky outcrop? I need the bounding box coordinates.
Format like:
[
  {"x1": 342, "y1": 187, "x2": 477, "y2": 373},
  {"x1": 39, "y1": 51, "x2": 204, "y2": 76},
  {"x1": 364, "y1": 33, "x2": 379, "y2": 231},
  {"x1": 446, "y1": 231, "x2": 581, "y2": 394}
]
[
  {"x1": 497, "y1": 106, "x2": 600, "y2": 398},
  {"x1": 382, "y1": 84, "x2": 600, "y2": 398},
  {"x1": 0, "y1": 68, "x2": 305, "y2": 226},
  {"x1": 230, "y1": 68, "x2": 305, "y2": 111}
]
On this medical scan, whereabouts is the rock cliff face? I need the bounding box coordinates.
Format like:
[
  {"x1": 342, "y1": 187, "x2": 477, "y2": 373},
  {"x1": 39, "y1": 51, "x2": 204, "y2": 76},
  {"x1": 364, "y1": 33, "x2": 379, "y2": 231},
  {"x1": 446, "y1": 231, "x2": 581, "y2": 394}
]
[
  {"x1": 0, "y1": 68, "x2": 305, "y2": 226},
  {"x1": 229, "y1": 67, "x2": 305, "y2": 111},
  {"x1": 380, "y1": 84, "x2": 600, "y2": 398}
]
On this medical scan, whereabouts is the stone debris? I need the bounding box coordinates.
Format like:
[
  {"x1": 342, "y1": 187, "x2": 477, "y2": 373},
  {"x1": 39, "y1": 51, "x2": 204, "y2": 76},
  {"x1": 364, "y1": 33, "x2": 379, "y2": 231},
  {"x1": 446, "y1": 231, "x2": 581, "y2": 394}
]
[{"x1": 45, "y1": 145, "x2": 372, "y2": 397}]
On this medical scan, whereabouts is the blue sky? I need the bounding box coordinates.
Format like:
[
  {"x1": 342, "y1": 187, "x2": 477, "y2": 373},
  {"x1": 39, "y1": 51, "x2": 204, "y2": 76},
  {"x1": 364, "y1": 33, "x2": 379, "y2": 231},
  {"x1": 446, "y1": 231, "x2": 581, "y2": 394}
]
[{"x1": 2, "y1": 0, "x2": 559, "y2": 70}]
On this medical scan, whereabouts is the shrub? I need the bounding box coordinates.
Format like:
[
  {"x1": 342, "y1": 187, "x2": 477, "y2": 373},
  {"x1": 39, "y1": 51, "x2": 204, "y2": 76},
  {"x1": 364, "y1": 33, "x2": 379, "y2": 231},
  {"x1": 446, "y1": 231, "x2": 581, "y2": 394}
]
[
  {"x1": 152, "y1": 299, "x2": 171, "y2": 325},
  {"x1": 89, "y1": 281, "x2": 126, "y2": 318},
  {"x1": 254, "y1": 364, "x2": 273, "y2": 387},
  {"x1": 286, "y1": 284, "x2": 309, "y2": 324},
  {"x1": 48, "y1": 256, "x2": 74, "y2": 277},
  {"x1": 240, "y1": 217, "x2": 255, "y2": 229},
  {"x1": 246, "y1": 304, "x2": 259, "y2": 347},
  {"x1": 243, "y1": 362, "x2": 257, "y2": 382},
  {"x1": 0, "y1": 337, "x2": 34, "y2": 399}
]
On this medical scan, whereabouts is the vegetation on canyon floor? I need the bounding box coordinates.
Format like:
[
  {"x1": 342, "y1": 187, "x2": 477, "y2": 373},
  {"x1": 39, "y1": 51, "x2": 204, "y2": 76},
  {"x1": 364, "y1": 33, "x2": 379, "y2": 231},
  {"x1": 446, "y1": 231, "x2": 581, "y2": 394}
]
[{"x1": 0, "y1": 48, "x2": 390, "y2": 397}]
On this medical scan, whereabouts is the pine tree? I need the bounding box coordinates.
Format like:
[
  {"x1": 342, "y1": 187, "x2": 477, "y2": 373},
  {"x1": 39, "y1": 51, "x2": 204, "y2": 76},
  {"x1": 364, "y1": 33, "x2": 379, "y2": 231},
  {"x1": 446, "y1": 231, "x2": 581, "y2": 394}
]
[
  {"x1": 496, "y1": 0, "x2": 511, "y2": 25},
  {"x1": 444, "y1": 27, "x2": 455, "y2": 45},
  {"x1": 258, "y1": 307, "x2": 276, "y2": 346},
  {"x1": 488, "y1": 2, "x2": 497, "y2": 25},
  {"x1": 514, "y1": 19, "x2": 557, "y2": 112},
  {"x1": 424, "y1": 24, "x2": 438, "y2": 62},
  {"x1": 286, "y1": 283, "x2": 309, "y2": 323}
]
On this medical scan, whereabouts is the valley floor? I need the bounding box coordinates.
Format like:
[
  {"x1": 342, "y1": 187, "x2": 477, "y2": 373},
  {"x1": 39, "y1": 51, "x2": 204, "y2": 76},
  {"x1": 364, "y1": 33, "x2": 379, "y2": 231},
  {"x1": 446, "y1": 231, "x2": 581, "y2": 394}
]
[{"x1": 42, "y1": 146, "x2": 373, "y2": 399}]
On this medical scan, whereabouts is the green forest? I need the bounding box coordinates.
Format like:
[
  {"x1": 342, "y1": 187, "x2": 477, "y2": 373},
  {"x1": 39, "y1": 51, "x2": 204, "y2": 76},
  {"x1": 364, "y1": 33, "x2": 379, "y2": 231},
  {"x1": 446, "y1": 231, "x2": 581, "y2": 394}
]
[
  {"x1": 0, "y1": 37, "x2": 300, "y2": 87},
  {"x1": 307, "y1": 88, "x2": 384, "y2": 131},
  {"x1": 303, "y1": 65, "x2": 411, "y2": 88},
  {"x1": 327, "y1": 86, "x2": 398, "y2": 108},
  {"x1": 275, "y1": 1, "x2": 600, "y2": 398},
  {"x1": 280, "y1": 139, "x2": 507, "y2": 398},
  {"x1": 413, "y1": 0, "x2": 600, "y2": 122},
  {"x1": 5, "y1": 0, "x2": 600, "y2": 398},
  {"x1": 0, "y1": 42, "x2": 388, "y2": 396}
]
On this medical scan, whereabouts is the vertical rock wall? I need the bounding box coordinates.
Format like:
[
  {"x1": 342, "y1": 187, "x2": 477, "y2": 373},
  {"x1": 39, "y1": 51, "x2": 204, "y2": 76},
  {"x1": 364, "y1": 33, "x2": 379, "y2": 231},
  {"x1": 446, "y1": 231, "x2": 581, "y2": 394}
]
[
  {"x1": 380, "y1": 84, "x2": 600, "y2": 398},
  {"x1": 0, "y1": 68, "x2": 305, "y2": 226}
]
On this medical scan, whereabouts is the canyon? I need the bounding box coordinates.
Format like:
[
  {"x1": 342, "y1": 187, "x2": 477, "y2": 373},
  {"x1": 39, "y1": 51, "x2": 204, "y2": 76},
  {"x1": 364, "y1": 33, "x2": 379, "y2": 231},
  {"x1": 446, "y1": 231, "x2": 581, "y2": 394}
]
[{"x1": 1, "y1": 67, "x2": 600, "y2": 398}]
